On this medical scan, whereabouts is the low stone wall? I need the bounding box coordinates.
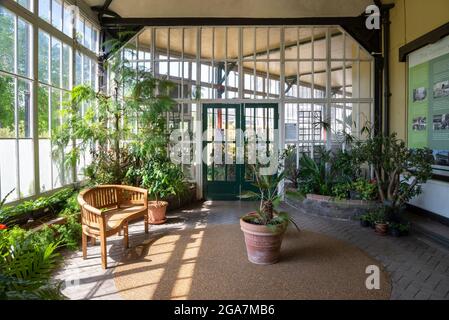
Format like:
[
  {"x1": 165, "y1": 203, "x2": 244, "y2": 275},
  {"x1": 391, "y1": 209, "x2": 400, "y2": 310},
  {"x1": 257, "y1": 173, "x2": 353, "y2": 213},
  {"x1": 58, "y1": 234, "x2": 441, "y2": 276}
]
[{"x1": 286, "y1": 191, "x2": 380, "y2": 221}]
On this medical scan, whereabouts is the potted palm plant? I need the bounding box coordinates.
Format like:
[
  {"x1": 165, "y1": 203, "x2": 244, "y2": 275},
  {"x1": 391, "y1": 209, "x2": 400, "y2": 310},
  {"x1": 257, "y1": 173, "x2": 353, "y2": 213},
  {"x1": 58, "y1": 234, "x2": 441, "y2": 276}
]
[{"x1": 240, "y1": 169, "x2": 300, "y2": 265}]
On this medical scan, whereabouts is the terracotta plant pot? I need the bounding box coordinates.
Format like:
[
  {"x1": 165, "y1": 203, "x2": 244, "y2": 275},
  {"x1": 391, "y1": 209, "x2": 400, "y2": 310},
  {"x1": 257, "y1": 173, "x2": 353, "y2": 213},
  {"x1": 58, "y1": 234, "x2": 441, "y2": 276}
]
[
  {"x1": 148, "y1": 201, "x2": 168, "y2": 225},
  {"x1": 375, "y1": 222, "x2": 388, "y2": 235},
  {"x1": 240, "y1": 213, "x2": 288, "y2": 265}
]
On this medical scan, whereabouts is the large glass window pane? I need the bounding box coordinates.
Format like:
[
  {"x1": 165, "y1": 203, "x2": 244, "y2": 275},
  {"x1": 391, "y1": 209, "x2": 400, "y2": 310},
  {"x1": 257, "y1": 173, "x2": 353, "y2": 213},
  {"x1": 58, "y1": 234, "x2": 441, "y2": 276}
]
[
  {"x1": 63, "y1": 4, "x2": 73, "y2": 37},
  {"x1": 38, "y1": 84, "x2": 50, "y2": 138},
  {"x1": 0, "y1": 7, "x2": 14, "y2": 73},
  {"x1": 92, "y1": 29, "x2": 98, "y2": 53},
  {"x1": 0, "y1": 74, "x2": 15, "y2": 138},
  {"x1": 90, "y1": 58, "x2": 97, "y2": 89},
  {"x1": 39, "y1": 0, "x2": 51, "y2": 23},
  {"x1": 84, "y1": 21, "x2": 92, "y2": 50},
  {"x1": 16, "y1": 0, "x2": 32, "y2": 12},
  {"x1": 52, "y1": 0, "x2": 62, "y2": 31},
  {"x1": 51, "y1": 89, "x2": 62, "y2": 188},
  {"x1": 76, "y1": 17, "x2": 84, "y2": 44},
  {"x1": 75, "y1": 51, "x2": 82, "y2": 85},
  {"x1": 19, "y1": 138, "x2": 34, "y2": 197},
  {"x1": 38, "y1": 138, "x2": 51, "y2": 192},
  {"x1": 17, "y1": 18, "x2": 31, "y2": 78},
  {"x1": 38, "y1": 30, "x2": 50, "y2": 83},
  {"x1": 0, "y1": 76, "x2": 16, "y2": 202},
  {"x1": 0, "y1": 138, "x2": 17, "y2": 200},
  {"x1": 312, "y1": 28, "x2": 328, "y2": 60},
  {"x1": 18, "y1": 79, "x2": 32, "y2": 138},
  {"x1": 51, "y1": 38, "x2": 61, "y2": 87},
  {"x1": 268, "y1": 28, "x2": 280, "y2": 60},
  {"x1": 83, "y1": 56, "x2": 91, "y2": 86},
  {"x1": 38, "y1": 84, "x2": 51, "y2": 192},
  {"x1": 51, "y1": 88, "x2": 61, "y2": 133},
  {"x1": 62, "y1": 44, "x2": 71, "y2": 89},
  {"x1": 201, "y1": 28, "x2": 213, "y2": 59},
  {"x1": 242, "y1": 27, "x2": 255, "y2": 58}
]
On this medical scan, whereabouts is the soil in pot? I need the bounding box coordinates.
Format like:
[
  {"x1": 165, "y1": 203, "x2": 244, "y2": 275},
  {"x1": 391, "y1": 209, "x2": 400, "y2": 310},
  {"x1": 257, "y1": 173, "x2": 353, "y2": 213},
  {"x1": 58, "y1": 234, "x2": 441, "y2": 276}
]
[
  {"x1": 375, "y1": 222, "x2": 388, "y2": 236},
  {"x1": 240, "y1": 214, "x2": 288, "y2": 265},
  {"x1": 148, "y1": 201, "x2": 168, "y2": 225}
]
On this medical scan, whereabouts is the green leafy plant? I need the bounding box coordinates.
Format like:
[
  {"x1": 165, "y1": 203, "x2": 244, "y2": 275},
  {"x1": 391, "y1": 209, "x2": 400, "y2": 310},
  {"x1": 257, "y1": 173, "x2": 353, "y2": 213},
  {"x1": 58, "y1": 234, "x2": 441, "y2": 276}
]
[
  {"x1": 281, "y1": 146, "x2": 301, "y2": 189},
  {"x1": 121, "y1": 66, "x2": 189, "y2": 203},
  {"x1": 332, "y1": 182, "x2": 351, "y2": 200},
  {"x1": 371, "y1": 208, "x2": 387, "y2": 224},
  {"x1": 388, "y1": 221, "x2": 410, "y2": 234},
  {"x1": 0, "y1": 226, "x2": 65, "y2": 300},
  {"x1": 351, "y1": 178, "x2": 378, "y2": 201},
  {"x1": 51, "y1": 42, "x2": 176, "y2": 186},
  {"x1": 298, "y1": 152, "x2": 330, "y2": 196},
  {"x1": 127, "y1": 159, "x2": 187, "y2": 204},
  {"x1": 0, "y1": 188, "x2": 75, "y2": 227},
  {"x1": 360, "y1": 208, "x2": 386, "y2": 225},
  {"x1": 359, "y1": 213, "x2": 371, "y2": 223},
  {"x1": 297, "y1": 147, "x2": 362, "y2": 197},
  {"x1": 354, "y1": 132, "x2": 433, "y2": 210}
]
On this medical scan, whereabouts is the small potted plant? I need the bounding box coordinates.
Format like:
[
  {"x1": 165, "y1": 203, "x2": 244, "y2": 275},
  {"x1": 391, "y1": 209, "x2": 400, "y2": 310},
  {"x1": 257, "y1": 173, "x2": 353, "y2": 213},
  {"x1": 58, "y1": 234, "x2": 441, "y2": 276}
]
[
  {"x1": 373, "y1": 209, "x2": 388, "y2": 236},
  {"x1": 359, "y1": 213, "x2": 371, "y2": 228},
  {"x1": 240, "y1": 169, "x2": 300, "y2": 265},
  {"x1": 389, "y1": 222, "x2": 410, "y2": 237},
  {"x1": 141, "y1": 160, "x2": 186, "y2": 225}
]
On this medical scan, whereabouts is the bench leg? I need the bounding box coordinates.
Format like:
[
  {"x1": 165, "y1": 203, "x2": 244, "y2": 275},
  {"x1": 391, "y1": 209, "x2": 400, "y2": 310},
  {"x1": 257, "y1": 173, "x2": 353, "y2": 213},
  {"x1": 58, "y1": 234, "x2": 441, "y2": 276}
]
[
  {"x1": 90, "y1": 237, "x2": 96, "y2": 246},
  {"x1": 144, "y1": 213, "x2": 149, "y2": 234},
  {"x1": 82, "y1": 232, "x2": 87, "y2": 260},
  {"x1": 100, "y1": 233, "x2": 107, "y2": 269},
  {"x1": 123, "y1": 222, "x2": 129, "y2": 249}
]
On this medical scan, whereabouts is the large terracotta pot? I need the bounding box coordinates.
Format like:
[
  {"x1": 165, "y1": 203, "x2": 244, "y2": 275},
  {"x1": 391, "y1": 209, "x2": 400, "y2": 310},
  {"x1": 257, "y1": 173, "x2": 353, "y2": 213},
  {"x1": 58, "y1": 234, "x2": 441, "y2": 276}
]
[
  {"x1": 375, "y1": 222, "x2": 388, "y2": 235},
  {"x1": 148, "y1": 201, "x2": 168, "y2": 225},
  {"x1": 240, "y1": 213, "x2": 288, "y2": 265}
]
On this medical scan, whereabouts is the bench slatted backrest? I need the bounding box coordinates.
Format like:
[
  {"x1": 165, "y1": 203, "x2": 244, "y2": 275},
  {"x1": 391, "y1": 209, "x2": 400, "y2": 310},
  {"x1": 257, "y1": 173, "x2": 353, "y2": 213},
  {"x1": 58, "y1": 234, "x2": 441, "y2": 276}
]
[
  {"x1": 89, "y1": 186, "x2": 118, "y2": 209},
  {"x1": 118, "y1": 188, "x2": 146, "y2": 207},
  {"x1": 81, "y1": 187, "x2": 118, "y2": 229}
]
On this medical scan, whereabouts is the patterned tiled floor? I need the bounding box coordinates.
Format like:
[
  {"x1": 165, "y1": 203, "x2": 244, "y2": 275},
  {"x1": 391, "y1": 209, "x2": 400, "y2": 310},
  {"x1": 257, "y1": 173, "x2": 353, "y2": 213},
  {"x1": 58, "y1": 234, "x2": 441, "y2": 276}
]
[{"x1": 53, "y1": 201, "x2": 449, "y2": 300}]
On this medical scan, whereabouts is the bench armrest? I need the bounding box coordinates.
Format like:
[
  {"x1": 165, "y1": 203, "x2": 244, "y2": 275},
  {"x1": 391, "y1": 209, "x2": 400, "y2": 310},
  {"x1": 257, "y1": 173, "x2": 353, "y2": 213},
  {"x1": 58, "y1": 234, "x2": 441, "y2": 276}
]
[
  {"x1": 82, "y1": 203, "x2": 104, "y2": 216},
  {"x1": 77, "y1": 193, "x2": 104, "y2": 216}
]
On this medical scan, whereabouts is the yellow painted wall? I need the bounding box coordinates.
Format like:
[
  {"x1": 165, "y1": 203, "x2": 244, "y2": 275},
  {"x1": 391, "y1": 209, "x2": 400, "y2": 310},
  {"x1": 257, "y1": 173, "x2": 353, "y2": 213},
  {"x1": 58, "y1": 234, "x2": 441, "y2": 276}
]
[{"x1": 387, "y1": 0, "x2": 449, "y2": 140}]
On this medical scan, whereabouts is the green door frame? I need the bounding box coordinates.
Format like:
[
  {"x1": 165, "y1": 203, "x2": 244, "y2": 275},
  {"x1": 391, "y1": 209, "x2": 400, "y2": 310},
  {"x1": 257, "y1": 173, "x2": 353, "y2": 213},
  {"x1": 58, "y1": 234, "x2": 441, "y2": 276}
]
[{"x1": 203, "y1": 103, "x2": 278, "y2": 200}]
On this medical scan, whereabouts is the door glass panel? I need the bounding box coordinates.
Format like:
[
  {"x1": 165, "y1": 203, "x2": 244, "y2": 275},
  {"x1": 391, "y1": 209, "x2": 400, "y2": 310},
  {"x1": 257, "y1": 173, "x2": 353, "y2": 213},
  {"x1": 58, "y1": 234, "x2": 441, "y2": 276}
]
[
  {"x1": 226, "y1": 142, "x2": 236, "y2": 181},
  {"x1": 243, "y1": 105, "x2": 276, "y2": 182}
]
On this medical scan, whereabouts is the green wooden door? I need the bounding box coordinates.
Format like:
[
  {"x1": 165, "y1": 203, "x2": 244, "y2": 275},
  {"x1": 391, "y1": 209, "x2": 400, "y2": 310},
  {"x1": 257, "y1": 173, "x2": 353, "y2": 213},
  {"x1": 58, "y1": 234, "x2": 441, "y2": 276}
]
[{"x1": 203, "y1": 103, "x2": 278, "y2": 200}]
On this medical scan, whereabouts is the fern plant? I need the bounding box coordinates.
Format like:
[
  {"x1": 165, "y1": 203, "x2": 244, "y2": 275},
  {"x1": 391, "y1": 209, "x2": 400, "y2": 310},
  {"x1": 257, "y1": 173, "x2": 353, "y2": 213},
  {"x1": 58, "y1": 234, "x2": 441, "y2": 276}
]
[{"x1": 0, "y1": 229, "x2": 65, "y2": 300}]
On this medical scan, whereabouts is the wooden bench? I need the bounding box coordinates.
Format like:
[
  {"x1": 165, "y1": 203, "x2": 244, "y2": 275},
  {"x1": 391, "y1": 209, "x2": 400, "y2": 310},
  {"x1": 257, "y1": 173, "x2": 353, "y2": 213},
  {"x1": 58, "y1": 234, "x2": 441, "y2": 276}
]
[{"x1": 78, "y1": 185, "x2": 148, "y2": 269}]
